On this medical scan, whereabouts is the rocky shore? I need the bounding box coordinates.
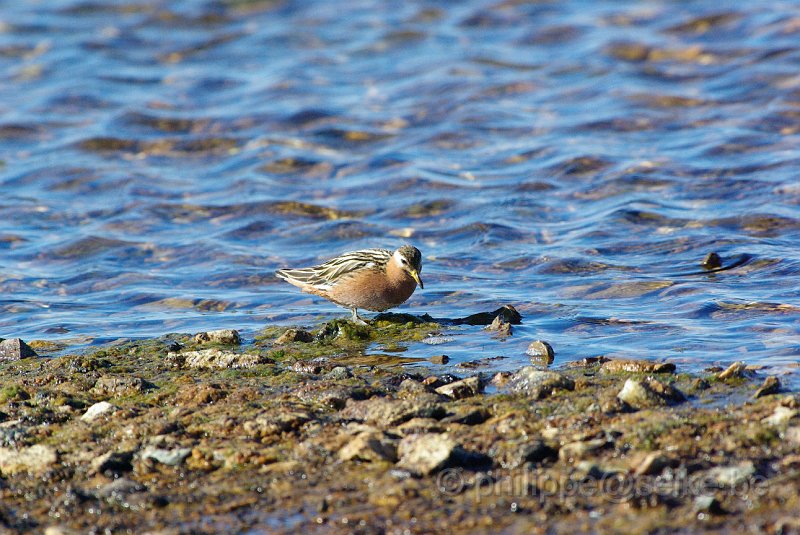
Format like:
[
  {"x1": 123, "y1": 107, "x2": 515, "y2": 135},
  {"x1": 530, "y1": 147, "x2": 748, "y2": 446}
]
[{"x1": 0, "y1": 312, "x2": 798, "y2": 534}]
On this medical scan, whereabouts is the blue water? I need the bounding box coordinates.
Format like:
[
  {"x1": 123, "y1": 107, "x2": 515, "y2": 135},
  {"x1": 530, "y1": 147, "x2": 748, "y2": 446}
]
[{"x1": 1, "y1": 0, "x2": 799, "y2": 382}]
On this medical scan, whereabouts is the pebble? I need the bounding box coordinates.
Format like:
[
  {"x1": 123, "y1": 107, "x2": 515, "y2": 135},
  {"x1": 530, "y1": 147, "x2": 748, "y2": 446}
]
[
  {"x1": 508, "y1": 367, "x2": 575, "y2": 400},
  {"x1": 141, "y1": 446, "x2": 192, "y2": 466},
  {"x1": 193, "y1": 329, "x2": 241, "y2": 345},
  {"x1": 526, "y1": 340, "x2": 554, "y2": 365},
  {"x1": 429, "y1": 354, "x2": 449, "y2": 364},
  {"x1": 80, "y1": 401, "x2": 116, "y2": 423},
  {"x1": 0, "y1": 338, "x2": 38, "y2": 361}
]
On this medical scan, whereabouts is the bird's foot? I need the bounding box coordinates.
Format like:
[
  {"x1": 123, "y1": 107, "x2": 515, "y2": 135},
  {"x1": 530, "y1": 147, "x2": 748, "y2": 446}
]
[{"x1": 350, "y1": 309, "x2": 368, "y2": 326}]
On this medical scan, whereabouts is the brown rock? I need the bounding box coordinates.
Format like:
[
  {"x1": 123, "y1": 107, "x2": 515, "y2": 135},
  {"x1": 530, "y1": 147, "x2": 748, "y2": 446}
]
[
  {"x1": 275, "y1": 329, "x2": 314, "y2": 344},
  {"x1": 177, "y1": 349, "x2": 271, "y2": 369},
  {"x1": 429, "y1": 354, "x2": 449, "y2": 365},
  {"x1": 526, "y1": 341, "x2": 554, "y2": 365},
  {"x1": 486, "y1": 316, "x2": 512, "y2": 335},
  {"x1": 339, "y1": 397, "x2": 445, "y2": 427},
  {"x1": 338, "y1": 431, "x2": 398, "y2": 462},
  {"x1": 508, "y1": 367, "x2": 575, "y2": 400},
  {"x1": 193, "y1": 329, "x2": 241, "y2": 345},
  {"x1": 91, "y1": 376, "x2": 152, "y2": 397},
  {"x1": 566, "y1": 356, "x2": 610, "y2": 368},
  {"x1": 718, "y1": 361, "x2": 748, "y2": 380},
  {"x1": 617, "y1": 378, "x2": 685, "y2": 409},
  {"x1": 397, "y1": 433, "x2": 458, "y2": 475},
  {"x1": 558, "y1": 438, "x2": 607, "y2": 463},
  {"x1": 0, "y1": 444, "x2": 57, "y2": 475},
  {"x1": 754, "y1": 376, "x2": 780, "y2": 398}
]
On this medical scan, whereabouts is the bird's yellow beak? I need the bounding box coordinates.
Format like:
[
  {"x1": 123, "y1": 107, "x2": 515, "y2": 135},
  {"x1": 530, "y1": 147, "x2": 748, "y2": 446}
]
[{"x1": 409, "y1": 269, "x2": 424, "y2": 289}]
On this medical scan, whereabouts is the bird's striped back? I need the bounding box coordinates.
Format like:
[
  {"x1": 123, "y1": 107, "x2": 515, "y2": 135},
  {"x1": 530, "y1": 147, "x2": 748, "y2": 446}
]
[{"x1": 276, "y1": 248, "x2": 392, "y2": 291}]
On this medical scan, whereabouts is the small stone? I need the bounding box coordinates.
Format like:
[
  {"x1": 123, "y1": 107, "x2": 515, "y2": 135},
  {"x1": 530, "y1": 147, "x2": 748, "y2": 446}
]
[
  {"x1": 0, "y1": 444, "x2": 57, "y2": 475},
  {"x1": 700, "y1": 252, "x2": 722, "y2": 270},
  {"x1": 761, "y1": 406, "x2": 798, "y2": 427},
  {"x1": 617, "y1": 378, "x2": 685, "y2": 409},
  {"x1": 397, "y1": 433, "x2": 458, "y2": 475},
  {"x1": 694, "y1": 495, "x2": 724, "y2": 515},
  {"x1": 508, "y1": 367, "x2": 575, "y2": 400},
  {"x1": 526, "y1": 341, "x2": 554, "y2": 365},
  {"x1": 80, "y1": 401, "x2": 116, "y2": 423},
  {"x1": 90, "y1": 451, "x2": 134, "y2": 476},
  {"x1": 705, "y1": 461, "x2": 756, "y2": 486},
  {"x1": 632, "y1": 451, "x2": 671, "y2": 476},
  {"x1": 599, "y1": 359, "x2": 675, "y2": 374},
  {"x1": 429, "y1": 354, "x2": 449, "y2": 365},
  {"x1": 275, "y1": 329, "x2": 314, "y2": 344},
  {"x1": 177, "y1": 349, "x2": 270, "y2": 369},
  {"x1": 754, "y1": 376, "x2": 780, "y2": 398},
  {"x1": 558, "y1": 438, "x2": 607, "y2": 463},
  {"x1": 0, "y1": 338, "x2": 38, "y2": 361},
  {"x1": 717, "y1": 361, "x2": 748, "y2": 380},
  {"x1": 338, "y1": 431, "x2": 398, "y2": 463},
  {"x1": 193, "y1": 329, "x2": 241, "y2": 345},
  {"x1": 140, "y1": 446, "x2": 192, "y2": 466},
  {"x1": 435, "y1": 376, "x2": 481, "y2": 400}
]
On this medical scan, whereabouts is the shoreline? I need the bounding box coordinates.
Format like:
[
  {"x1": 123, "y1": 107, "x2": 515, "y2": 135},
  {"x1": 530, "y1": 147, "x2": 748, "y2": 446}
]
[{"x1": 0, "y1": 314, "x2": 798, "y2": 534}]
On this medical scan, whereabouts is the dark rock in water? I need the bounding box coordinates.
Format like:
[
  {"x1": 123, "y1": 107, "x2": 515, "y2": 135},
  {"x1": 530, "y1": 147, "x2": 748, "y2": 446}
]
[
  {"x1": 429, "y1": 354, "x2": 449, "y2": 365},
  {"x1": 275, "y1": 328, "x2": 314, "y2": 344},
  {"x1": 701, "y1": 252, "x2": 722, "y2": 270},
  {"x1": 754, "y1": 376, "x2": 781, "y2": 398},
  {"x1": 526, "y1": 341, "x2": 555, "y2": 365},
  {"x1": 453, "y1": 305, "x2": 522, "y2": 326},
  {"x1": 373, "y1": 312, "x2": 428, "y2": 324},
  {"x1": 0, "y1": 338, "x2": 38, "y2": 361},
  {"x1": 316, "y1": 319, "x2": 371, "y2": 341},
  {"x1": 508, "y1": 367, "x2": 575, "y2": 400}
]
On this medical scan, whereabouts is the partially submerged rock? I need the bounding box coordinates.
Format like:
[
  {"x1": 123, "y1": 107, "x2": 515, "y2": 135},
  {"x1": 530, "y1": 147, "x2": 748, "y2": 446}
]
[
  {"x1": 0, "y1": 338, "x2": 38, "y2": 361},
  {"x1": 508, "y1": 367, "x2": 574, "y2": 399},
  {"x1": 275, "y1": 328, "x2": 314, "y2": 344},
  {"x1": 485, "y1": 316, "x2": 513, "y2": 336},
  {"x1": 718, "y1": 361, "x2": 748, "y2": 380},
  {"x1": 617, "y1": 378, "x2": 685, "y2": 409},
  {"x1": 526, "y1": 341, "x2": 554, "y2": 365},
  {"x1": 754, "y1": 376, "x2": 781, "y2": 398},
  {"x1": 451, "y1": 305, "x2": 522, "y2": 326}
]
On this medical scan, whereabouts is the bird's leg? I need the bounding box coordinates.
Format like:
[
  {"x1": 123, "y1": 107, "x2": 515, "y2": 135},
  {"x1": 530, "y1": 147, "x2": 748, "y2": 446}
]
[{"x1": 350, "y1": 308, "x2": 367, "y2": 325}]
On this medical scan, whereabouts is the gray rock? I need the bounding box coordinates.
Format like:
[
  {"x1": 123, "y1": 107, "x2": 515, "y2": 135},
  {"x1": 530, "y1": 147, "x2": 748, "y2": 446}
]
[
  {"x1": 177, "y1": 349, "x2": 269, "y2": 369},
  {"x1": 508, "y1": 367, "x2": 575, "y2": 400},
  {"x1": 761, "y1": 406, "x2": 798, "y2": 426},
  {"x1": 617, "y1": 378, "x2": 685, "y2": 409},
  {"x1": 435, "y1": 376, "x2": 481, "y2": 400},
  {"x1": 340, "y1": 397, "x2": 445, "y2": 427},
  {"x1": 338, "y1": 431, "x2": 398, "y2": 463},
  {"x1": 140, "y1": 446, "x2": 192, "y2": 466},
  {"x1": 705, "y1": 461, "x2": 756, "y2": 486},
  {"x1": 0, "y1": 338, "x2": 38, "y2": 361},
  {"x1": 397, "y1": 433, "x2": 457, "y2": 475},
  {"x1": 193, "y1": 329, "x2": 241, "y2": 345},
  {"x1": 0, "y1": 444, "x2": 57, "y2": 475},
  {"x1": 91, "y1": 376, "x2": 151, "y2": 397},
  {"x1": 80, "y1": 401, "x2": 116, "y2": 423}
]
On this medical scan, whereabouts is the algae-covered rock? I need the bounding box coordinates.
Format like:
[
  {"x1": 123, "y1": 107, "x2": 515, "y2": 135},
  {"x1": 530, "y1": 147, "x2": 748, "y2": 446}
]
[
  {"x1": 508, "y1": 367, "x2": 575, "y2": 399},
  {"x1": 91, "y1": 376, "x2": 153, "y2": 397},
  {"x1": 275, "y1": 329, "x2": 314, "y2": 344},
  {"x1": 617, "y1": 378, "x2": 685, "y2": 409},
  {"x1": 0, "y1": 338, "x2": 38, "y2": 361},
  {"x1": 177, "y1": 349, "x2": 271, "y2": 369},
  {"x1": 0, "y1": 444, "x2": 57, "y2": 475},
  {"x1": 340, "y1": 397, "x2": 445, "y2": 427},
  {"x1": 754, "y1": 376, "x2": 781, "y2": 398},
  {"x1": 242, "y1": 408, "x2": 315, "y2": 439},
  {"x1": 193, "y1": 329, "x2": 241, "y2": 345},
  {"x1": 599, "y1": 359, "x2": 675, "y2": 374}
]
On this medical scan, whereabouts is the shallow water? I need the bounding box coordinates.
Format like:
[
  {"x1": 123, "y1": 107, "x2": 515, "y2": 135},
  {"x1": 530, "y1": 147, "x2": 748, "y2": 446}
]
[{"x1": 1, "y1": 1, "x2": 799, "y2": 383}]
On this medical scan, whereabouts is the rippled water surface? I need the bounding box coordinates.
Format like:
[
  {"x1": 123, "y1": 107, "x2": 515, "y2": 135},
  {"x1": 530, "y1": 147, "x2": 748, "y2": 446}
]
[{"x1": 2, "y1": 0, "x2": 800, "y2": 382}]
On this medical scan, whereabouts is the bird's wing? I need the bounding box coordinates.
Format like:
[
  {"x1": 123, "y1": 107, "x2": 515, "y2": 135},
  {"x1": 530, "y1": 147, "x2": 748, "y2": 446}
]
[{"x1": 276, "y1": 248, "x2": 391, "y2": 291}]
